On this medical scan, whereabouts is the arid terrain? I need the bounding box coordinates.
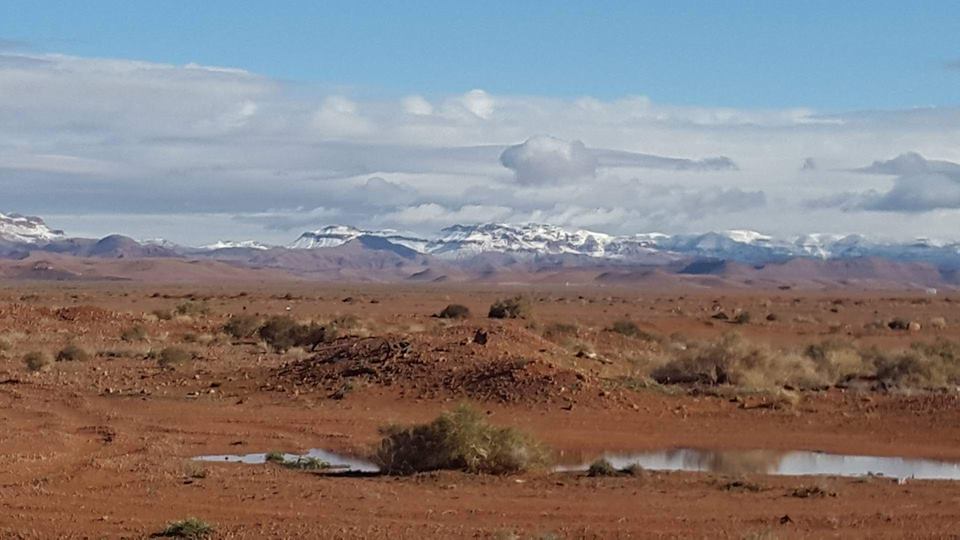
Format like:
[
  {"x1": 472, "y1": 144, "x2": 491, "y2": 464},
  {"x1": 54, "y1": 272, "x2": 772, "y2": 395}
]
[{"x1": 2, "y1": 281, "x2": 960, "y2": 539}]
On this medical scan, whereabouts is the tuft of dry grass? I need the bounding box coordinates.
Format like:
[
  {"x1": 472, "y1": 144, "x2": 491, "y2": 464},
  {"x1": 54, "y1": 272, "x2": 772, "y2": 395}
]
[{"x1": 23, "y1": 351, "x2": 52, "y2": 372}]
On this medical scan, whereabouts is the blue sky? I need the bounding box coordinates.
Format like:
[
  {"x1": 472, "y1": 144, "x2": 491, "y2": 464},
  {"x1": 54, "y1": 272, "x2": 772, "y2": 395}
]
[{"x1": 2, "y1": 0, "x2": 958, "y2": 110}]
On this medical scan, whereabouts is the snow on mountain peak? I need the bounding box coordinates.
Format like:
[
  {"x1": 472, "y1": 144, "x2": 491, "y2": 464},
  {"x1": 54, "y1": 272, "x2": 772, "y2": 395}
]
[
  {"x1": 203, "y1": 240, "x2": 272, "y2": 250},
  {"x1": 0, "y1": 212, "x2": 65, "y2": 244}
]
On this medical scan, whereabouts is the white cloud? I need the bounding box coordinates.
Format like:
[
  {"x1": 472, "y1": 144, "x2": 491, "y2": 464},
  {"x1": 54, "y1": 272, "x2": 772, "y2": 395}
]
[
  {"x1": 401, "y1": 95, "x2": 434, "y2": 116},
  {"x1": 500, "y1": 135, "x2": 597, "y2": 184},
  {"x1": 3, "y1": 50, "x2": 960, "y2": 244}
]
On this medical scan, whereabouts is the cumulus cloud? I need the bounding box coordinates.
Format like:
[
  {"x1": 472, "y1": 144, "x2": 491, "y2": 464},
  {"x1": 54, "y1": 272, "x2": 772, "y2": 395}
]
[
  {"x1": 807, "y1": 153, "x2": 960, "y2": 213},
  {"x1": 499, "y1": 135, "x2": 598, "y2": 184}
]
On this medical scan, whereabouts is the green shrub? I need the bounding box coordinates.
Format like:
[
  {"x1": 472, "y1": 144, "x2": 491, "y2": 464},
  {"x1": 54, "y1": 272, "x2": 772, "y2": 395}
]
[
  {"x1": 156, "y1": 517, "x2": 214, "y2": 539},
  {"x1": 120, "y1": 324, "x2": 148, "y2": 342},
  {"x1": 23, "y1": 351, "x2": 51, "y2": 372},
  {"x1": 157, "y1": 346, "x2": 192, "y2": 367},
  {"x1": 436, "y1": 304, "x2": 471, "y2": 319},
  {"x1": 223, "y1": 314, "x2": 261, "y2": 339},
  {"x1": 373, "y1": 404, "x2": 550, "y2": 475},
  {"x1": 56, "y1": 344, "x2": 91, "y2": 362},
  {"x1": 488, "y1": 296, "x2": 531, "y2": 319}
]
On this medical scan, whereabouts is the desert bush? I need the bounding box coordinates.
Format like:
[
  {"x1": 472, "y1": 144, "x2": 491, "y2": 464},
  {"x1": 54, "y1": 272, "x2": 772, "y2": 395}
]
[
  {"x1": 222, "y1": 314, "x2": 261, "y2": 339},
  {"x1": 258, "y1": 316, "x2": 328, "y2": 352},
  {"x1": 802, "y1": 340, "x2": 869, "y2": 383},
  {"x1": 56, "y1": 344, "x2": 91, "y2": 362},
  {"x1": 23, "y1": 351, "x2": 51, "y2": 372},
  {"x1": 373, "y1": 404, "x2": 550, "y2": 475},
  {"x1": 488, "y1": 296, "x2": 531, "y2": 319},
  {"x1": 436, "y1": 304, "x2": 471, "y2": 319},
  {"x1": 152, "y1": 309, "x2": 174, "y2": 321},
  {"x1": 157, "y1": 346, "x2": 192, "y2": 367},
  {"x1": 120, "y1": 324, "x2": 148, "y2": 342},
  {"x1": 732, "y1": 311, "x2": 752, "y2": 325},
  {"x1": 870, "y1": 349, "x2": 956, "y2": 389},
  {"x1": 651, "y1": 333, "x2": 827, "y2": 390},
  {"x1": 608, "y1": 319, "x2": 659, "y2": 341},
  {"x1": 156, "y1": 517, "x2": 213, "y2": 539},
  {"x1": 175, "y1": 301, "x2": 210, "y2": 317},
  {"x1": 587, "y1": 458, "x2": 618, "y2": 477}
]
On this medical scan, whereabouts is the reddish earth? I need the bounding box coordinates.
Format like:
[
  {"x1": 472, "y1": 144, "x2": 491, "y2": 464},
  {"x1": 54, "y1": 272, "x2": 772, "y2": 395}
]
[{"x1": 1, "y1": 283, "x2": 960, "y2": 538}]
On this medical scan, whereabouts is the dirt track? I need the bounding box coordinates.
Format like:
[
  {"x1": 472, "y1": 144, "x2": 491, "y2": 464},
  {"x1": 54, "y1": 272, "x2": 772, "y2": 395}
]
[{"x1": 2, "y1": 283, "x2": 960, "y2": 538}]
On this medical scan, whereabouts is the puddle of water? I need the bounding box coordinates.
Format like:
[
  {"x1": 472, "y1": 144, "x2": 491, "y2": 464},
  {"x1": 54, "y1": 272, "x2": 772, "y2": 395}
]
[
  {"x1": 194, "y1": 449, "x2": 379, "y2": 473},
  {"x1": 560, "y1": 448, "x2": 960, "y2": 481},
  {"x1": 195, "y1": 447, "x2": 960, "y2": 481}
]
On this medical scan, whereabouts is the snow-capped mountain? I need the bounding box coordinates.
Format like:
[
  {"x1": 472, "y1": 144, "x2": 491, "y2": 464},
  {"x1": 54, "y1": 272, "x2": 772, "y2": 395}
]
[
  {"x1": 427, "y1": 223, "x2": 615, "y2": 258},
  {"x1": 287, "y1": 222, "x2": 960, "y2": 268},
  {"x1": 290, "y1": 225, "x2": 430, "y2": 252},
  {"x1": 202, "y1": 240, "x2": 272, "y2": 251},
  {"x1": 0, "y1": 213, "x2": 65, "y2": 244}
]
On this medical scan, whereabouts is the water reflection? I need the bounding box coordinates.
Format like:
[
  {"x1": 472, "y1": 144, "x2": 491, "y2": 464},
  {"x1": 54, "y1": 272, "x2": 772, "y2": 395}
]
[
  {"x1": 194, "y1": 448, "x2": 379, "y2": 473},
  {"x1": 566, "y1": 448, "x2": 960, "y2": 481},
  {"x1": 194, "y1": 447, "x2": 960, "y2": 481}
]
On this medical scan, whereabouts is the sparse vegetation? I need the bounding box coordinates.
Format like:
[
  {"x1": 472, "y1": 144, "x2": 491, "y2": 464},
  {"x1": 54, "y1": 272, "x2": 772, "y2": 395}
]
[
  {"x1": 175, "y1": 301, "x2": 210, "y2": 317},
  {"x1": 732, "y1": 311, "x2": 752, "y2": 325},
  {"x1": 157, "y1": 346, "x2": 192, "y2": 367},
  {"x1": 258, "y1": 316, "x2": 329, "y2": 352},
  {"x1": 436, "y1": 304, "x2": 471, "y2": 319},
  {"x1": 121, "y1": 324, "x2": 148, "y2": 342},
  {"x1": 152, "y1": 309, "x2": 174, "y2": 321},
  {"x1": 23, "y1": 351, "x2": 52, "y2": 372},
  {"x1": 56, "y1": 344, "x2": 91, "y2": 362},
  {"x1": 373, "y1": 404, "x2": 550, "y2": 475},
  {"x1": 587, "y1": 458, "x2": 618, "y2": 477},
  {"x1": 223, "y1": 314, "x2": 261, "y2": 339},
  {"x1": 651, "y1": 333, "x2": 827, "y2": 390},
  {"x1": 155, "y1": 517, "x2": 214, "y2": 538},
  {"x1": 488, "y1": 296, "x2": 531, "y2": 319},
  {"x1": 608, "y1": 319, "x2": 659, "y2": 341}
]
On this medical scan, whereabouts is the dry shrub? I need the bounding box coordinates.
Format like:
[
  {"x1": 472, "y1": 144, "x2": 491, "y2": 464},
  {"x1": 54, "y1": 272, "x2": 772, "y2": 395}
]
[
  {"x1": 156, "y1": 517, "x2": 213, "y2": 539},
  {"x1": 158, "y1": 346, "x2": 192, "y2": 367},
  {"x1": 608, "y1": 319, "x2": 659, "y2": 341},
  {"x1": 120, "y1": 324, "x2": 148, "y2": 342},
  {"x1": 651, "y1": 333, "x2": 827, "y2": 390},
  {"x1": 488, "y1": 296, "x2": 531, "y2": 319},
  {"x1": 803, "y1": 340, "x2": 870, "y2": 382},
  {"x1": 436, "y1": 304, "x2": 471, "y2": 319},
  {"x1": 56, "y1": 344, "x2": 91, "y2": 362},
  {"x1": 175, "y1": 301, "x2": 210, "y2": 317},
  {"x1": 23, "y1": 351, "x2": 52, "y2": 372},
  {"x1": 587, "y1": 458, "x2": 618, "y2": 477},
  {"x1": 258, "y1": 316, "x2": 328, "y2": 352},
  {"x1": 373, "y1": 404, "x2": 550, "y2": 475},
  {"x1": 223, "y1": 314, "x2": 261, "y2": 339},
  {"x1": 152, "y1": 309, "x2": 174, "y2": 321}
]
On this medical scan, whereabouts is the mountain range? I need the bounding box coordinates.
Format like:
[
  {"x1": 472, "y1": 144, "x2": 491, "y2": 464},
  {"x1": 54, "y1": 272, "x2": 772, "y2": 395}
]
[{"x1": 1, "y1": 212, "x2": 958, "y2": 289}]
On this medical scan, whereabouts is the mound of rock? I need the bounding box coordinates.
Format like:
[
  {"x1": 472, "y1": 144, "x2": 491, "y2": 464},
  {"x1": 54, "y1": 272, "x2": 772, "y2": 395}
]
[{"x1": 271, "y1": 326, "x2": 591, "y2": 404}]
